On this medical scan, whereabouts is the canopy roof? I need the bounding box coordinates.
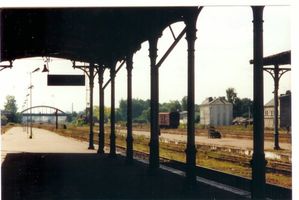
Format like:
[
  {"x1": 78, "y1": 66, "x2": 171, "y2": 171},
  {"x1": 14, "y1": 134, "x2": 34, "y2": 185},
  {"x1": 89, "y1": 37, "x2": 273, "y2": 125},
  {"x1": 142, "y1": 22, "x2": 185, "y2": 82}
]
[
  {"x1": 1, "y1": 7, "x2": 198, "y2": 66},
  {"x1": 250, "y1": 50, "x2": 291, "y2": 66}
]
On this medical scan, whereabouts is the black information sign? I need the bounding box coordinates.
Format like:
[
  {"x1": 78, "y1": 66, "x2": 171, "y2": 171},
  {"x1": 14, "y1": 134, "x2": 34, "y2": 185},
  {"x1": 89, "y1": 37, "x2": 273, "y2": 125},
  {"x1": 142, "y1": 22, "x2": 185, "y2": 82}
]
[{"x1": 48, "y1": 74, "x2": 85, "y2": 86}]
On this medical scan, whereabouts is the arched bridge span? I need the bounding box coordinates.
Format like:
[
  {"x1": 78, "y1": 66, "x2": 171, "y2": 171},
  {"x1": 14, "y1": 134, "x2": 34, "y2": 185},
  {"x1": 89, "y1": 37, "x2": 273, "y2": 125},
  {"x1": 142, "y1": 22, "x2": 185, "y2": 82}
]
[{"x1": 21, "y1": 105, "x2": 67, "y2": 116}]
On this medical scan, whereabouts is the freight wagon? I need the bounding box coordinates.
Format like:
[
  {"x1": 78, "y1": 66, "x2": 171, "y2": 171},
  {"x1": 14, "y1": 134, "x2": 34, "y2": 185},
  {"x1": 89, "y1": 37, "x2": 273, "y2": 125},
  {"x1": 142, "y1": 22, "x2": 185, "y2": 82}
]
[{"x1": 159, "y1": 112, "x2": 180, "y2": 128}]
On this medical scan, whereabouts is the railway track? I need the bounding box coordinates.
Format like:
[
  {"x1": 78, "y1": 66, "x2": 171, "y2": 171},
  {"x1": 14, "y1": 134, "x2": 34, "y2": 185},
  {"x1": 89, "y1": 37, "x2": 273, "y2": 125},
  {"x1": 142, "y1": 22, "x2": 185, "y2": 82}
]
[
  {"x1": 114, "y1": 144, "x2": 292, "y2": 176},
  {"x1": 36, "y1": 125, "x2": 292, "y2": 177}
]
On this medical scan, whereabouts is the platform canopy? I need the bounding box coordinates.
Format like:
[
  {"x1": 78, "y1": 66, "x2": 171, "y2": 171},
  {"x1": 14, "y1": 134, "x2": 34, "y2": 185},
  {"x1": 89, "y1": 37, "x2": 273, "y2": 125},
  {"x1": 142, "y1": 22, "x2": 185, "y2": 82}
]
[
  {"x1": 1, "y1": 7, "x2": 198, "y2": 66},
  {"x1": 250, "y1": 50, "x2": 291, "y2": 66}
]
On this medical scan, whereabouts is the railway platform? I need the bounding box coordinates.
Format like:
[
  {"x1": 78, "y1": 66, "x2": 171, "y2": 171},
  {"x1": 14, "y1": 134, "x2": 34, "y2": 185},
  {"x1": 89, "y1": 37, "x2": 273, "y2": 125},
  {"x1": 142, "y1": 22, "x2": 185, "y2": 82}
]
[{"x1": 2, "y1": 127, "x2": 248, "y2": 199}]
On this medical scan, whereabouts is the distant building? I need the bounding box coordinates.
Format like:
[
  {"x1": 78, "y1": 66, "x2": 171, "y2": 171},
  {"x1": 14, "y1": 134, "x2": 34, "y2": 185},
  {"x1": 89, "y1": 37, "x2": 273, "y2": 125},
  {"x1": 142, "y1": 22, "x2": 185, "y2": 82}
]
[
  {"x1": 264, "y1": 99, "x2": 275, "y2": 128},
  {"x1": 264, "y1": 91, "x2": 291, "y2": 129},
  {"x1": 280, "y1": 91, "x2": 291, "y2": 129},
  {"x1": 199, "y1": 97, "x2": 233, "y2": 126}
]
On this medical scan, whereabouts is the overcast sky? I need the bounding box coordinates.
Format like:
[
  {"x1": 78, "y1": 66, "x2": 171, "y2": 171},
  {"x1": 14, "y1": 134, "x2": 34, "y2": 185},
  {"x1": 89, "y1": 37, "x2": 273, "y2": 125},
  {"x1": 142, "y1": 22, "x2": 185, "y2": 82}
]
[{"x1": 0, "y1": 5, "x2": 291, "y2": 113}]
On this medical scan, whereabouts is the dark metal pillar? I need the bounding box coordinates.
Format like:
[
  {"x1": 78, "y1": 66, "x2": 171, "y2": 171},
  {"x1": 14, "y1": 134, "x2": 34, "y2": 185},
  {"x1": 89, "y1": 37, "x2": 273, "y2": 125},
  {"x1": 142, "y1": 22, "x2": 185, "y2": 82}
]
[
  {"x1": 88, "y1": 63, "x2": 95, "y2": 150},
  {"x1": 55, "y1": 109, "x2": 58, "y2": 129},
  {"x1": 264, "y1": 65, "x2": 290, "y2": 150},
  {"x1": 273, "y1": 64, "x2": 280, "y2": 150},
  {"x1": 97, "y1": 67, "x2": 105, "y2": 154},
  {"x1": 110, "y1": 62, "x2": 116, "y2": 157},
  {"x1": 185, "y1": 12, "x2": 198, "y2": 185},
  {"x1": 149, "y1": 36, "x2": 159, "y2": 172},
  {"x1": 251, "y1": 6, "x2": 267, "y2": 199},
  {"x1": 126, "y1": 54, "x2": 134, "y2": 163}
]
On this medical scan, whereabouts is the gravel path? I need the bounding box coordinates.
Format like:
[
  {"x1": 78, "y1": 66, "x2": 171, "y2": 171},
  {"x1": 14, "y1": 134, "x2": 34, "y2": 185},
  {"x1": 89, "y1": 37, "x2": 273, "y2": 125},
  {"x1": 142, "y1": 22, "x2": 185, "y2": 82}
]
[{"x1": 118, "y1": 129, "x2": 291, "y2": 151}]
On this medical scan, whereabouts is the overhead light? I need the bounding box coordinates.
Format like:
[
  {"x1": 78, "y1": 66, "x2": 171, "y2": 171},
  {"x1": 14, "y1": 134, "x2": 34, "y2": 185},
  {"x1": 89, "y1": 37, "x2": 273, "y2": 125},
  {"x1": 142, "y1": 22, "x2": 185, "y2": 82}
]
[{"x1": 42, "y1": 64, "x2": 49, "y2": 73}]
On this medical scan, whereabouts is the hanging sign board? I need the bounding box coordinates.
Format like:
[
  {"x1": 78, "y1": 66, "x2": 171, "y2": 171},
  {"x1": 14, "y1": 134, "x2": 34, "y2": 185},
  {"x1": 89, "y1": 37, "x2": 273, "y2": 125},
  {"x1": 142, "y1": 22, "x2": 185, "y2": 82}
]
[{"x1": 47, "y1": 74, "x2": 85, "y2": 86}]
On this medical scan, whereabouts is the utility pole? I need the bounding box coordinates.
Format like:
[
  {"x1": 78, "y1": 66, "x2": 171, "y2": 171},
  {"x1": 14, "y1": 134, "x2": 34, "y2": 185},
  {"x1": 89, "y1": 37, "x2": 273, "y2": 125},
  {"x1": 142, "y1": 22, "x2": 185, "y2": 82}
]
[{"x1": 29, "y1": 67, "x2": 40, "y2": 139}]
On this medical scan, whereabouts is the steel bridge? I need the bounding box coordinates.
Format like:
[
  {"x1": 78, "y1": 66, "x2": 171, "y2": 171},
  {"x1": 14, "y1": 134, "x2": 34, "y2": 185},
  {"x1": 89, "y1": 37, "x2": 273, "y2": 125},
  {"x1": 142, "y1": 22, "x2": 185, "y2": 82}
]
[{"x1": 20, "y1": 105, "x2": 67, "y2": 128}]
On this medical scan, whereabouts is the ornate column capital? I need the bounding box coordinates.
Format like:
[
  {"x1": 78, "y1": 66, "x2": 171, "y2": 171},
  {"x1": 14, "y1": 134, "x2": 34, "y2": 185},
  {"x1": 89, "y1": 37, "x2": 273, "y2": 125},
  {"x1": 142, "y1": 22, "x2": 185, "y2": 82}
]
[
  {"x1": 148, "y1": 36, "x2": 159, "y2": 61},
  {"x1": 109, "y1": 61, "x2": 116, "y2": 79},
  {"x1": 184, "y1": 11, "x2": 199, "y2": 42},
  {"x1": 97, "y1": 67, "x2": 104, "y2": 85},
  {"x1": 126, "y1": 53, "x2": 133, "y2": 71}
]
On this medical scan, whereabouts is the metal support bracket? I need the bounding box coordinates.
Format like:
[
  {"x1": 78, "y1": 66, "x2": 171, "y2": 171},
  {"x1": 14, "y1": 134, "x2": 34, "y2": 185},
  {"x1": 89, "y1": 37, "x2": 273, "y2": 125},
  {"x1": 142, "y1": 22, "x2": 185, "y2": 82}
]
[
  {"x1": 103, "y1": 60, "x2": 126, "y2": 90},
  {"x1": 168, "y1": 25, "x2": 177, "y2": 40},
  {"x1": 156, "y1": 27, "x2": 186, "y2": 68},
  {"x1": 264, "y1": 67, "x2": 291, "y2": 82},
  {"x1": 0, "y1": 60, "x2": 13, "y2": 72}
]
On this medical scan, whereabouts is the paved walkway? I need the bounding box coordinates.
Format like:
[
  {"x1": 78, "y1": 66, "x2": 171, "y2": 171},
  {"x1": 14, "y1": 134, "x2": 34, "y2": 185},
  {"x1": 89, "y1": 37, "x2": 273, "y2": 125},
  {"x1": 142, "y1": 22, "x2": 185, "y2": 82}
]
[{"x1": 1, "y1": 127, "x2": 98, "y2": 163}]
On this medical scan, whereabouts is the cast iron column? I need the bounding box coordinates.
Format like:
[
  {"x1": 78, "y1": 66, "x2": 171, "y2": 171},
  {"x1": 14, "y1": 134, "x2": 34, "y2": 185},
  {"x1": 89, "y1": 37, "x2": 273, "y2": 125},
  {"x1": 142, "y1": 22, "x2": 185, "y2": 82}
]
[
  {"x1": 126, "y1": 54, "x2": 134, "y2": 163},
  {"x1": 264, "y1": 65, "x2": 290, "y2": 149},
  {"x1": 88, "y1": 63, "x2": 95, "y2": 150},
  {"x1": 55, "y1": 109, "x2": 58, "y2": 129},
  {"x1": 110, "y1": 62, "x2": 116, "y2": 157},
  {"x1": 273, "y1": 64, "x2": 280, "y2": 150},
  {"x1": 185, "y1": 12, "x2": 198, "y2": 185},
  {"x1": 251, "y1": 6, "x2": 267, "y2": 199},
  {"x1": 149, "y1": 36, "x2": 159, "y2": 172},
  {"x1": 98, "y1": 67, "x2": 105, "y2": 154}
]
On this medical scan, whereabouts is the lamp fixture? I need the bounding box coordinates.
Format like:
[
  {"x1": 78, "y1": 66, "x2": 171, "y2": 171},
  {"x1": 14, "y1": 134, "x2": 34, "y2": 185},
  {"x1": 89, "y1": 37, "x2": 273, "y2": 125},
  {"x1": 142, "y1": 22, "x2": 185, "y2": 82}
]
[{"x1": 42, "y1": 64, "x2": 49, "y2": 73}]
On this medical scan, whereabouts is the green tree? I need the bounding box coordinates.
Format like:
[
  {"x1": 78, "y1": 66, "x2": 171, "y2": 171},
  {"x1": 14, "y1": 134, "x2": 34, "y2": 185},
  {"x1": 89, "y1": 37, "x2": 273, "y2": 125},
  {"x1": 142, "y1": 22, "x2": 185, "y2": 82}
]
[
  {"x1": 232, "y1": 97, "x2": 253, "y2": 118},
  {"x1": 181, "y1": 96, "x2": 188, "y2": 111},
  {"x1": 66, "y1": 111, "x2": 79, "y2": 123},
  {"x1": 93, "y1": 106, "x2": 99, "y2": 121},
  {"x1": 1, "y1": 115, "x2": 8, "y2": 125},
  {"x1": 104, "y1": 107, "x2": 111, "y2": 122},
  {"x1": 239, "y1": 98, "x2": 253, "y2": 118},
  {"x1": 160, "y1": 100, "x2": 181, "y2": 112},
  {"x1": 118, "y1": 98, "x2": 150, "y2": 122},
  {"x1": 4, "y1": 95, "x2": 18, "y2": 122},
  {"x1": 136, "y1": 107, "x2": 150, "y2": 123},
  {"x1": 225, "y1": 88, "x2": 253, "y2": 118},
  {"x1": 226, "y1": 88, "x2": 237, "y2": 104}
]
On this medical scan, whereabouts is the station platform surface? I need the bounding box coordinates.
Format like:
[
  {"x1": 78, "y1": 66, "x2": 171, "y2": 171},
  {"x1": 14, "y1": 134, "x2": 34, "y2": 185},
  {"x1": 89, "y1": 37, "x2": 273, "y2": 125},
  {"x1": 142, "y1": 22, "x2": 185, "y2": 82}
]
[{"x1": 1, "y1": 127, "x2": 245, "y2": 199}]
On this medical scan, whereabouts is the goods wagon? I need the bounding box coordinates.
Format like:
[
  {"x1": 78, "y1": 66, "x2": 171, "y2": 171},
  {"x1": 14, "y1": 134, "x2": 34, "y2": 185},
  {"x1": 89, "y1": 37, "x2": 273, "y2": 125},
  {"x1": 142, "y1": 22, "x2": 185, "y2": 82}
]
[{"x1": 159, "y1": 112, "x2": 180, "y2": 128}]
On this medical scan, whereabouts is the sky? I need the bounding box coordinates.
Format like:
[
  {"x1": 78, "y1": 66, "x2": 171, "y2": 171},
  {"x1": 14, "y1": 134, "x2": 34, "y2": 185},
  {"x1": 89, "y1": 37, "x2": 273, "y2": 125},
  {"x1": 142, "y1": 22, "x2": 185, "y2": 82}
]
[{"x1": 0, "y1": 5, "x2": 292, "y2": 113}]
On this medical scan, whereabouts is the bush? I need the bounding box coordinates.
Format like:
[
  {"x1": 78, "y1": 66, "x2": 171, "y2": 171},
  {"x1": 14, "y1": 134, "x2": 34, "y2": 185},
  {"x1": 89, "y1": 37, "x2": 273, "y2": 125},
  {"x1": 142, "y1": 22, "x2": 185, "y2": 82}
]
[
  {"x1": 75, "y1": 118, "x2": 85, "y2": 126},
  {"x1": 133, "y1": 119, "x2": 147, "y2": 124},
  {"x1": 1, "y1": 115, "x2": 8, "y2": 126},
  {"x1": 178, "y1": 124, "x2": 187, "y2": 129},
  {"x1": 7, "y1": 122, "x2": 15, "y2": 126},
  {"x1": 196, "y1": 124, "x2": 206, "y2": 129}
]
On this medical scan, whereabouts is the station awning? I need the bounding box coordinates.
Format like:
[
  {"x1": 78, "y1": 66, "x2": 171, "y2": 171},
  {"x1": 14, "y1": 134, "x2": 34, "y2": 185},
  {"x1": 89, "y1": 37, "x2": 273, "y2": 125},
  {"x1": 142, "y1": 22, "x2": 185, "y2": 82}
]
[
  {"x1": 250, "y1": 50, "x2": 291, "y2": 66},
  {"x1": 1, "y1": 7, "x2": 198, "y2": 66}
]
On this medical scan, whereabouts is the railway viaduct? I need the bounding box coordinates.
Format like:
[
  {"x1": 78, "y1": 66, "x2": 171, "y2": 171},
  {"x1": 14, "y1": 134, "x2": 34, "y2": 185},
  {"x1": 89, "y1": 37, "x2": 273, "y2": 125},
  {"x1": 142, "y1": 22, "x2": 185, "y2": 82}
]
[{"x1": 0, "y1": 5, "x2": 289, "y2": 199}]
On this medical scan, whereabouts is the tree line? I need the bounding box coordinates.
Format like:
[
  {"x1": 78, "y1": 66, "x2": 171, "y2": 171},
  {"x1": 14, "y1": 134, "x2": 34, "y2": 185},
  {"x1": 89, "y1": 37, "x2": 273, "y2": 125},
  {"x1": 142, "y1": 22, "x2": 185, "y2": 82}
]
[
  {"x1": 226, "y1": 88, "x2": 253, "y2": 118},
  {"x1": 1, "y1": 88, "x2": 252, "y2": 125}
]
